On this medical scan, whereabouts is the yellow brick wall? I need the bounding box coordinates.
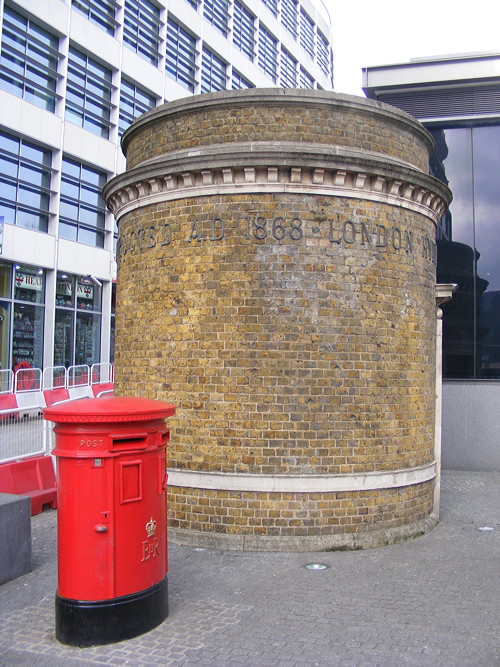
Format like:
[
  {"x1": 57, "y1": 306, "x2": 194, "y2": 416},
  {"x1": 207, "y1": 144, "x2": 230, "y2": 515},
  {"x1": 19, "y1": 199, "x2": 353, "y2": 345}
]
[{"x1": 108, "y1": 91, "x2": 450, "y2": 549}]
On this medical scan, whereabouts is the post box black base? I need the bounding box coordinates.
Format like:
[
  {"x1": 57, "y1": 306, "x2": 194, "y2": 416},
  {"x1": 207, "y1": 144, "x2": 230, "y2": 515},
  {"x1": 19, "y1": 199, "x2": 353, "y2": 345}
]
[{"x1": 55, "y1": 577, "x2": 168, "y2": 647}]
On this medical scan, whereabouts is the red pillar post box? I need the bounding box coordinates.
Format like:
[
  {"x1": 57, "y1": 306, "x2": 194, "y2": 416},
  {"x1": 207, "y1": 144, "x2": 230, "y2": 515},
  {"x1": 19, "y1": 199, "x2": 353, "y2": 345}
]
[{"x1": 43, "y1": 396, "x2": 176, "y2": 647}]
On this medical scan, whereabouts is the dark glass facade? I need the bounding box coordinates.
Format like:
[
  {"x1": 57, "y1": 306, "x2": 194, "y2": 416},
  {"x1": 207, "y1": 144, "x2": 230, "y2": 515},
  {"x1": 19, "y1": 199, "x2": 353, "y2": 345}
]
[{"x1": 430, "y1": 125, "x2": 500, "y2": 379}]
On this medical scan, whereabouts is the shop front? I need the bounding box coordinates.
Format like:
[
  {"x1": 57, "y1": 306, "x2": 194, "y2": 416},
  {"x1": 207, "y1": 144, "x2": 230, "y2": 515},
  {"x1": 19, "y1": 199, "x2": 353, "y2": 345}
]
[{"x1": 0, "y1": 260, "x2": 104, "y2": 372}]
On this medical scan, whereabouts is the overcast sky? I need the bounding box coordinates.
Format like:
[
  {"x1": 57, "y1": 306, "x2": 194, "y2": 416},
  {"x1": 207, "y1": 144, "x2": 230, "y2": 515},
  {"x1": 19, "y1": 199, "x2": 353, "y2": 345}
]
[{"x1": 325, "y1": 0, "x2": 500, "y2": 95}]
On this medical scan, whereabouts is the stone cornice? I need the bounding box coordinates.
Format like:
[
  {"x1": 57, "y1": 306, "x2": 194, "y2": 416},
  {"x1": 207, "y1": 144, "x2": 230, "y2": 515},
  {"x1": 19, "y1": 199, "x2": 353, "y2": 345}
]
[
  {"x1": 121, "y1": 88, "x2": 435, "y2": 157},
  {"x1": 104, "y1": 142, "x2": 451, "y2": 225}
]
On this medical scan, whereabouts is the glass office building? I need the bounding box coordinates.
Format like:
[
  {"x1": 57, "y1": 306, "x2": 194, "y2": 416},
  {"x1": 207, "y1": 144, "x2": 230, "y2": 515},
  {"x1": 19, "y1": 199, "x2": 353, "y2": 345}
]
[
  {"x1": 0, "y1": 0, "x2": 333, "y2": 373},
  {"x1": 363, "y1": 52, "x2": 500, "y2": 470}
]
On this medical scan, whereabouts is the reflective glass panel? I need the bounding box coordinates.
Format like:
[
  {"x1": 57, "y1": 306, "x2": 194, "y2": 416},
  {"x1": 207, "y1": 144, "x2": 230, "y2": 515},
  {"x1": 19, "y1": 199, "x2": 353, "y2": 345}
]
[
  {"x1": 432, "y1": 124, "x2": 500, "y2": 379},
  {"x1": 474, "y1": 126, "x2": 500, "y2": 378}
]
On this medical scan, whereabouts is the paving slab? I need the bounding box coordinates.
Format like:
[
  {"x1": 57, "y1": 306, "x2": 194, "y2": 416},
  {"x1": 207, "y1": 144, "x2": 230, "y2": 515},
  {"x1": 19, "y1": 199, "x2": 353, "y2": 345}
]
[{"x1": 0, "y1": 470, "x2": 498, "y2": 666}]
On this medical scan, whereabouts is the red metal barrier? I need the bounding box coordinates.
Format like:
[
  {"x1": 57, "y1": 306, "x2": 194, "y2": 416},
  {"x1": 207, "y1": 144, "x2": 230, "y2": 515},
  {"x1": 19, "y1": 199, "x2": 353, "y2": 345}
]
[
  {"x1": 0, "y1": 455, "x2": 57, "y2": 515},
  {"x1": 0, "y1": 393, "x2": 19, "y2": 421}
]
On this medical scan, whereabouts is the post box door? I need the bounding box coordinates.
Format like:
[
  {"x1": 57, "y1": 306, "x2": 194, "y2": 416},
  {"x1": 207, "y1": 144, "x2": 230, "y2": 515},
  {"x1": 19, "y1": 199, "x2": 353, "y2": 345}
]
[
  {"x1": 112, "y1": 448, "x2": 167, "y2": 598},
  {"x1": 57, "y1": 455, "x2": 115, "y2": 601}
]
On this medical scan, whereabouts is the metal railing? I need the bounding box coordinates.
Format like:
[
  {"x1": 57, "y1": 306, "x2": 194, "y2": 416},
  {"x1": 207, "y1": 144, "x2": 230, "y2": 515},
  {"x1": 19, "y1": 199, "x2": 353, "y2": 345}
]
[
  {"x1": 0, "y1": 363, "x2": 114, "y2": 465},
  {"x1": 0, "y1": 408, "x2": 47, "y2": 464}
]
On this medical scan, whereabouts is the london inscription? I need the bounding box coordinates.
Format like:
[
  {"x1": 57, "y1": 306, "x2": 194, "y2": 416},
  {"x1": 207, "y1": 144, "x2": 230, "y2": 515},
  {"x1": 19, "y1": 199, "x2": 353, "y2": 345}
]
[{"x1": 116, "y1": 216, "x2": 437, "y2": 263}]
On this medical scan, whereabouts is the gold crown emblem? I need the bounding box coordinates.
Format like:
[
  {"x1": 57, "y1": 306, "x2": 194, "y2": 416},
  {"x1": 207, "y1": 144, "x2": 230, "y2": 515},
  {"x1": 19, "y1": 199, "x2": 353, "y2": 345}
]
[{"x1": 146, "y1": 517, "x2": 157, "y2": 538}]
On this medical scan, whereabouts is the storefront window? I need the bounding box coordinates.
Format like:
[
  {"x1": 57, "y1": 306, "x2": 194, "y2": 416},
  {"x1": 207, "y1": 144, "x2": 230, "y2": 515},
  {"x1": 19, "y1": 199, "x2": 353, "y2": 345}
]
[
  {"x1": 12, "y1": 302, "x2": 44, "y2": 368},
  {"x1": 56, "y1": 273, "x2": 75, "y2": 308},
  {"x1": 11, "y1": 264, "x2": 45, "y2": 369},
  {"x1": 54, "y1": 309, "x2": 73, "y2": 367},
  {"x1": 76, "y1": 277, "x2": 101, "y2": 312},
  {"x1": 76, "y1": 311, "x2": 101, "y2": 366},
  {"x1": 14, "y1": 264, "x2": 45, "y2": 303},
  {"x1": 54, "y1": 272, "x2": 101, "y2": 367}
]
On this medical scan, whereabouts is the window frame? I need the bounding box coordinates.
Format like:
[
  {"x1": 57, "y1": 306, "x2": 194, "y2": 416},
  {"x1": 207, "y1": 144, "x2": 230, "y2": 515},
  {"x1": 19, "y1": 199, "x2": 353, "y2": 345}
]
[
  {"x1": 203, "y1": 0, "x2": 230, "y2": 37},
  {"x1": 201, "y1": 46, "x2": 227, "y2": 94},
  {"x1": 280, "y1": 47, "x2": 297, "y2": 88},
  {"x1": 233, "y1": 1, "x2": 256, "y2": 62},
  {"x1": 59, "y1": 156, "x2": 108, "y2": 248},
  {"x1": 123, "y1": 0, "x2": 163, "y2": 67},
  {"x1": 65, "y1": 46, "x2": 115, "y2": 139},
  {"x1": 119, "y1": 78, "x2": 157, "y2": 137},
  {"x1": 166, "y1": 17, "x2": 198, "y2": 92},
  {"x1": 299, "y1": 8, "x2": 315, "y2": 60},
  {"x1": 0, "y1": 132, "x2": 53, "y2": 233},
  {"x1": 281, "y1": 0, "x2": 298, "y2": 39},
  {"x1": 71, "y1": 0, "x2": 119, "y2": 35},
  {"x1": 258, "y1": 24, "x2": 278, "y2": 83},
  {"x1": 0, "y1": 5, "x2": 61, "y2": 112}
]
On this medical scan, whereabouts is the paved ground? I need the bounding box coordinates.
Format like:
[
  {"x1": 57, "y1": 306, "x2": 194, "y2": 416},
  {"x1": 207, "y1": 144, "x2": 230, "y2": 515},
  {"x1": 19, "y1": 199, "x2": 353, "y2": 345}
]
[{"x1": 0, "y1": 470, "x2": 498, "y2": 666}]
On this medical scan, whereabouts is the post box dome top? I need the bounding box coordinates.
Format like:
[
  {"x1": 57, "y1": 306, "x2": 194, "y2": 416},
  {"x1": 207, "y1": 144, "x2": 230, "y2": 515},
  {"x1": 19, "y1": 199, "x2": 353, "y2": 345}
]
[{"x1": 43, "y1": 396, "x2": 176, "y2": 423}]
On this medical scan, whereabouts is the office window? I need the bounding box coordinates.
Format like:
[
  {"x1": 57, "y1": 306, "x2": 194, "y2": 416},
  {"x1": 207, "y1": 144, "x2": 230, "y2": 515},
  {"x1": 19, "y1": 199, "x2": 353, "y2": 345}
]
[
  {"x1": 299, "y1": 66, "x2": 314, "y2": 89},
  {"x1": 119, "y1": 79, "x2": 156, "y2": 136},
  {"x1": 281, "y1": 0, "x2": 298, "y2": 39},
  {"x1": 280, "y1": 47, "x2": 297, "y2": 88},
  {"x1": 166, "y1": 18, "x2": 197, "y2": 92},
  {"x1": 299, "y1": 8, "x2": 315, "y2": 59},
  {"x1": 0, "y1": 6, "x2": 60, "y2": 112},
  {"x1": 201, "y1": 47, "x2": 226, "y2": 93},
  {"x1": 59, "y1": 157, "x2": 107, "y2": 247},
  {"x1": 71, "y1": 0, "x2": 118, "y2": 35},
  {"x1": 123, "y1": 0, "x2": 162, "y2": 67},
  {"x1": 65, "y1": 47, "x2": 114, "y2": 138},
  {"x1": 261, "y1": 0, "x2": 278, "y2": 17},
  {"x1": 258, "y1": 25, "x2": 277, "y2": 83},
  {"x1": 204, "y1": 0, "x2": 230, "y2": 37},
  {"x1": 185, "y1": 0, "x2": 199, "y2": 8},
  {"x1": 232, "y1": 70, "x2": 253, "y2": 89},
  {"x1": 317, "y1": 29, "x2": 331, "y2": 78},
  {"x1": 0, "y1": 132, "x2": 52, "y2": 233},
  {"x1": 233, "y1": 1, "x2": 255, "y2": 61}
]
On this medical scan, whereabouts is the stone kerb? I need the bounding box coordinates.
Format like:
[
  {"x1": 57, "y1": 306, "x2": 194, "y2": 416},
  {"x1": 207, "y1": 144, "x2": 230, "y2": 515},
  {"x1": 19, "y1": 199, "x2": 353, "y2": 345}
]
[{"x1": 105, "y1": 89, "x2": 451, "y2": 551}]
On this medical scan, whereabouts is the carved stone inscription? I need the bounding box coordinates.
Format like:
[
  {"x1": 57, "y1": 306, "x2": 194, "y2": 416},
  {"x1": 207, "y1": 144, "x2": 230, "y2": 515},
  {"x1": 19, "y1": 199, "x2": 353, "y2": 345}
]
[{"x1": 117, "y1": 215, "x2": 437, "y2": 264}]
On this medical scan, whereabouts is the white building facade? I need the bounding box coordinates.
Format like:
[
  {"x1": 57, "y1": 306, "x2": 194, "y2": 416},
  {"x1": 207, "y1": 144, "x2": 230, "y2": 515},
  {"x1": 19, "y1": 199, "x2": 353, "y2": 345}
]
[{"x1": 0, "y1": 0, "x2": 333, "y2": 374}]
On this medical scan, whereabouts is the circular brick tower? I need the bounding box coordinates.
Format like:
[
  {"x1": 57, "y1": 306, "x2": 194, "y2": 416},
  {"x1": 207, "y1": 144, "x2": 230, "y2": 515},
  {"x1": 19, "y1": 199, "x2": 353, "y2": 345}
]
[{"x1": 104, "y1": 89, "x2": 451, "y2": 551}]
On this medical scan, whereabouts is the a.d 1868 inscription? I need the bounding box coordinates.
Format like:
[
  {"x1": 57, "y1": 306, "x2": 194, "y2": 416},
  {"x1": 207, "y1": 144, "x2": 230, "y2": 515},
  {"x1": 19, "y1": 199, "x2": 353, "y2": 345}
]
[{"x1": 117, "y1": 215, "x2": 437, "y2": 263}]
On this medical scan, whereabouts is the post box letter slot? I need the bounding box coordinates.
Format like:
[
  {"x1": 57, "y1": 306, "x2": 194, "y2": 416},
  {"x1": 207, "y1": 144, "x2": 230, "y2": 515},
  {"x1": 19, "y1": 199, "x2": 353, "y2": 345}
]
[
  {"x1": 111, "y1": 436, "x2": 148, "y2": 451},
  {"x1": 159, "y1": 430, "x2": 170, "y2": 447}
]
